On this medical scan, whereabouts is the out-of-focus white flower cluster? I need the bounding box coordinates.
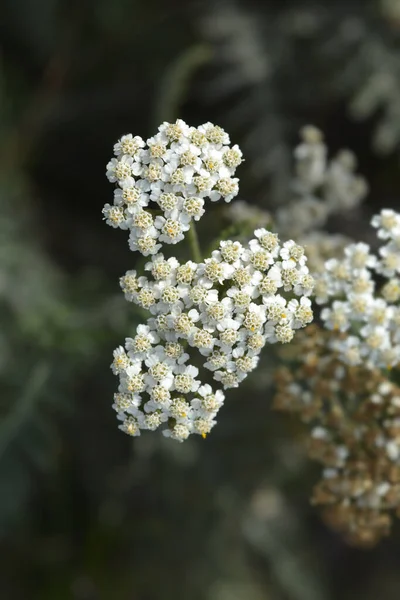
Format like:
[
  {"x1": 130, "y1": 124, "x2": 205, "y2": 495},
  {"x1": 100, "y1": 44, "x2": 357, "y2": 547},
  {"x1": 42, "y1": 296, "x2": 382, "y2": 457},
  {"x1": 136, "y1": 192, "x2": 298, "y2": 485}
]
[
  {"x1": 103, "y1": 119, "x2": 242, "y2": 255},
  {"x1": 296, "y1": 231, "x2": 353, "y2": 275},
  {"x1": 276, "y1": 125, "x2": 368, "y2": 239},
  {"x1": 222, "y1": 199, "x2": 272, "y2": 228},
  {"x1": 316, "y1": 209, "x2": 400, "y2": 369},
  {"x1": 113, "y1": 231, "x2": 314, "y2": 441},
  {"x1": 103, "y1": 121, "x2": 315, "y2": 442}
]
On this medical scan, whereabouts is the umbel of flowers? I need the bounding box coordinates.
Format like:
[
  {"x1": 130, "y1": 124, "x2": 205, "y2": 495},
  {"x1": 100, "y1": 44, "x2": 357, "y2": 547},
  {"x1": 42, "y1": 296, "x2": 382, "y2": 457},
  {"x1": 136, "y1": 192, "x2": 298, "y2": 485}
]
[
  {"x1": 103, "y1": 119, "x2": 242, "y2": 253},
  {"x1": 103, "y1": 119, "x2": 314, "y2": 441},
  {"x1": 316, "y1": 209, "x2": 400, "y2": 369}
]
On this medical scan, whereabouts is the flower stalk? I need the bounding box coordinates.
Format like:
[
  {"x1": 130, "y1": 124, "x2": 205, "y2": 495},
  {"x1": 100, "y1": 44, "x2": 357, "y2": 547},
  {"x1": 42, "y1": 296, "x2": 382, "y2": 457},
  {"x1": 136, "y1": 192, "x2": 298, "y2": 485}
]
[{"x1": 187, "y1": 222, "x2": 202, "y2": 263}]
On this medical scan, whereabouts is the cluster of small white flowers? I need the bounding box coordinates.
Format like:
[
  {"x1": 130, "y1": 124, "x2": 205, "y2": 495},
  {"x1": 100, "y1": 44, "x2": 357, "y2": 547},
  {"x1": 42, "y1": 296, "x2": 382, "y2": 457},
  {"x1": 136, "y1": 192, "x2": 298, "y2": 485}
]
[
  {"x1": 104, "y1": 121, "x2": 314, "y2": 441},
  {"x1": 113, "y1": 229, "x2": 314, "y2": 441},
  {"x1": 276, "y1": 126, "x2": 368, "y2": 238},
  {"x1": 316, "y1": 209, "x2": 400, "y2": 369},
  {"x1": 103, "y1": 119, "x2": 243, "y2": 255},
  {"x1": 112, "y1": 328, "x2": 224, "y2": 442}
]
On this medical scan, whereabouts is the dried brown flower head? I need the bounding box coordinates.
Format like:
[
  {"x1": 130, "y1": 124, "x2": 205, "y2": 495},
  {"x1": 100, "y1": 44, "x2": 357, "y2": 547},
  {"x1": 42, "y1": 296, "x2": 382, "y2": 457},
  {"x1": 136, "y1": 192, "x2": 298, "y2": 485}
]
[{"x1": 274, "y1": 324, "x2": 400, "y2": 547}]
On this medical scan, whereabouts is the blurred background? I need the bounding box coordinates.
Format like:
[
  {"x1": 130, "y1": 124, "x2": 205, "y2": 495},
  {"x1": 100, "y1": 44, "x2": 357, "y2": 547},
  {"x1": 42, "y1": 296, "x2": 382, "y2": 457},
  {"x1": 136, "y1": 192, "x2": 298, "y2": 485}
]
[{"x1": 2, "y1": 0, "x2": 400, "y2": 598}]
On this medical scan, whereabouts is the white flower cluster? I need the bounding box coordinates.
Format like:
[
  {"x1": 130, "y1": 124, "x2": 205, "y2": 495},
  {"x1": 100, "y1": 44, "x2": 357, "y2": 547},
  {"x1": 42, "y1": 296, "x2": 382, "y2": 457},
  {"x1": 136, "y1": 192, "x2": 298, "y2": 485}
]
[
  {"x1": 103, "y1": 119, "x2": 242, "y2": 255},
  {"x1": 112, "y1": 230, "x2": 314, "y2": 441},
  {"x1": 276, "y1": 125, "x2": 368, "y2": 238},
  {"x1": 316, "y1": 209, "x2": 400, "y2": 369},
  {"x1": 104, "y1": 120, "x2": 314, "y2": 441}
]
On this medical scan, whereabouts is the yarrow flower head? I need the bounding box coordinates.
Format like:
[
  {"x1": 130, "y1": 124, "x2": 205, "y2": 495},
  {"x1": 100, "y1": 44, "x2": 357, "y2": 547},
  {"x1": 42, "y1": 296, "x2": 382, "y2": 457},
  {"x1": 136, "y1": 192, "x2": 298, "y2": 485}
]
[
  {"x1": 275, "y1": 126, "x2": 368, "y2": 239},
  {"x1": 315, "y1": 209, "x2": 400, "y2": 370},
  {"x1": 103, "y1": 119, "x2": 242, "y2": 256},
  {"x1": 104, "y1": 120, "x2": 314, "y2": 441}
]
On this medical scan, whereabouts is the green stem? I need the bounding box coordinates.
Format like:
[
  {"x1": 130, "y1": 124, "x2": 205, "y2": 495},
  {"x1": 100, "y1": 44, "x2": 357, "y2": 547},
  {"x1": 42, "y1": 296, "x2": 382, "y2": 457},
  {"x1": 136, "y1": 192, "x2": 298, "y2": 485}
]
[{"x1": 187, "y1": 223, "x2": 202, "y2": 263}]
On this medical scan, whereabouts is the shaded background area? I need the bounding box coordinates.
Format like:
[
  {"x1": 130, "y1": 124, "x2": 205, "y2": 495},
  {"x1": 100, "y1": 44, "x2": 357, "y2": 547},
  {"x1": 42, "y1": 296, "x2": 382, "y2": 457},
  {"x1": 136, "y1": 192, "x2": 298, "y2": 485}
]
[{"x1": 2, "y1": 0, "x2": 400, "y2": 598}]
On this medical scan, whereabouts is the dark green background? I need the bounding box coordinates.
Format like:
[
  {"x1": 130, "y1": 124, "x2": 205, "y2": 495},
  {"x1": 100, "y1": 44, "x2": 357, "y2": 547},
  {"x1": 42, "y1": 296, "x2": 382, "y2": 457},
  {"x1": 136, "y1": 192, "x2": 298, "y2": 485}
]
[{"x1": 1, "y1": 1, "x2": 400, "y2": 598}]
